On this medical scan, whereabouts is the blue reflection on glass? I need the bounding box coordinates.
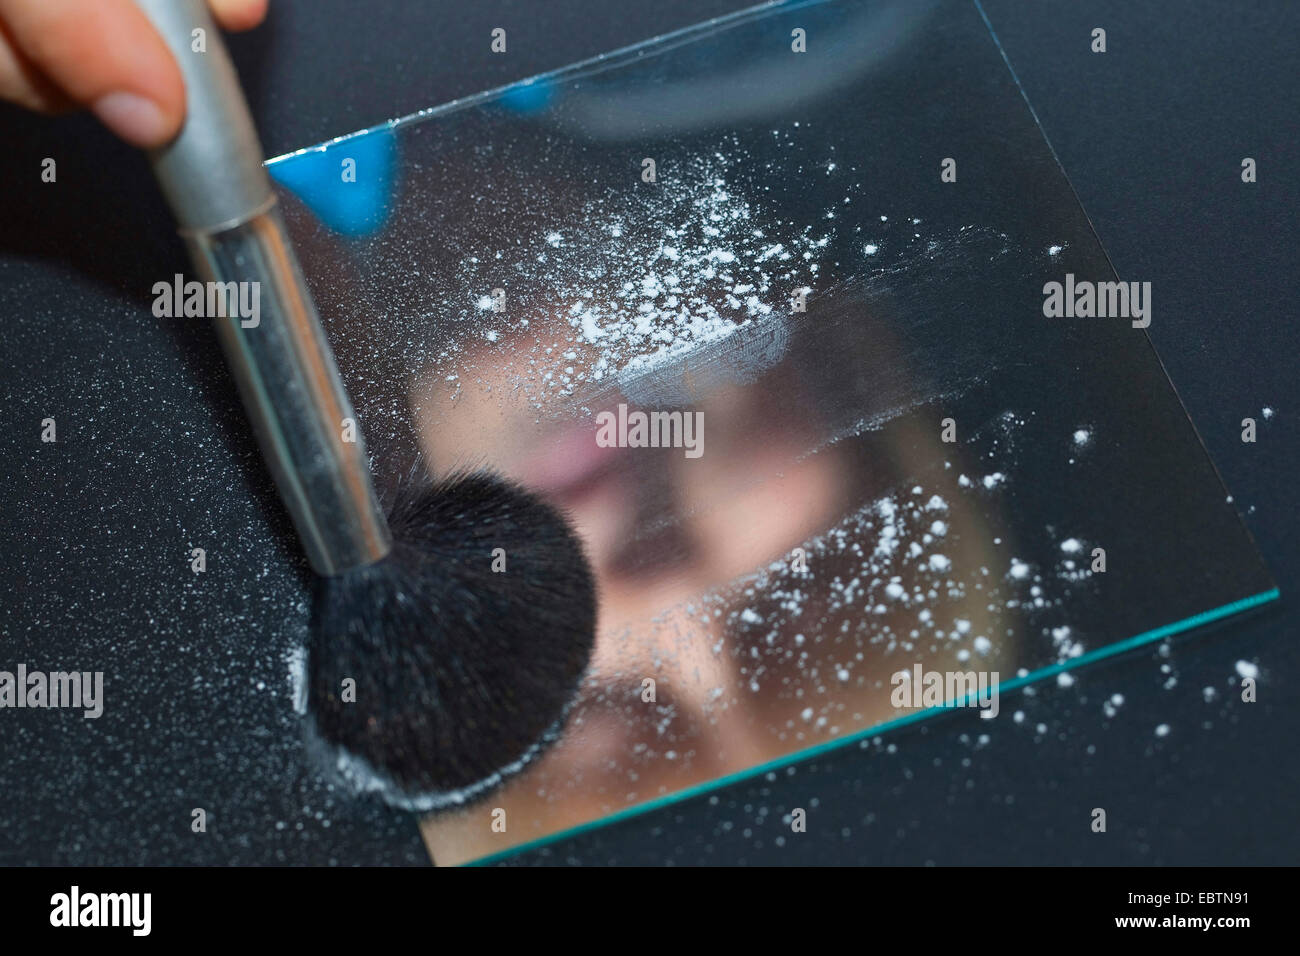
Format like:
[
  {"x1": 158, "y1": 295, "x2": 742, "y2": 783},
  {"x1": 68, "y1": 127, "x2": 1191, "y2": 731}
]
[{"x1": 268, "y1": 127, "x2": 397, "y2": 237}]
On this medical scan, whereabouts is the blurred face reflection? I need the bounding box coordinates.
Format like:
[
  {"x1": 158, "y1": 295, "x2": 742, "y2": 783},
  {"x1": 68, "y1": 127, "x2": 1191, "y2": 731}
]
[{"x1": 411, "y1": 287, "x2": 1008, "y2": 865}]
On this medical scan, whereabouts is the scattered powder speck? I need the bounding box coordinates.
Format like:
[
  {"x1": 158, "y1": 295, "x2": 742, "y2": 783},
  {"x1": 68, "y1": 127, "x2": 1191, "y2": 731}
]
[
  {"x1": 447, "y1": 148, "x2": 831, "y2": 403},
  {"x1": 1261, "y1": 407, "x2": 1274, "y2": 419},
  {"x1": 1154, "y1": 723, "x2": 1171, "y2": 738},
  {"x1": 1235, "y1": 660, "x2": 1259, "y2": 680},
  {"x1": 1072, "y1": 428, "x2": 1091, "y2": 446},
  {"x1": 703, "y1": 421, "x2": 1094, "y2": 739},
  {"x1": 1049, "y1": 626, "x2": 1082, "y2": 659}
]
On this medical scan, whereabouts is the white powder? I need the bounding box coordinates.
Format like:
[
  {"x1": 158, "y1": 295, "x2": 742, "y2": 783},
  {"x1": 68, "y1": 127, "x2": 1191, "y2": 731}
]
[
  {"x1": 1235, "y1": 660, "x2": 1259, "y2": 680},
  {"x1": 673, "y1": 408, "x2": 1094, "y2": 734},
  {"x1": 450, "y1": 149, "x2": 830, "y2": 402}
]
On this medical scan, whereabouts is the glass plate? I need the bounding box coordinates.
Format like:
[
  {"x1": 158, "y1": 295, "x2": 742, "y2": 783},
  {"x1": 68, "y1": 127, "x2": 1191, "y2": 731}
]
[{"x1": 267, "y1": 0, "x2": 1277, "y2": 865}]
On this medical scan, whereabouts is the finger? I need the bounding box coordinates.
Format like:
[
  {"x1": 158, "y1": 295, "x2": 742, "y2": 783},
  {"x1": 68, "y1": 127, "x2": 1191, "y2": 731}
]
[
  {"x1": 0, "y1": 22, "x2": 73, "y2": 113},
  {"x1": 0, "y1": 0, "x2": 184, "y2": 148},
  {"x1": 209, "y1": 0, "x2": 268, "y2": 33}
]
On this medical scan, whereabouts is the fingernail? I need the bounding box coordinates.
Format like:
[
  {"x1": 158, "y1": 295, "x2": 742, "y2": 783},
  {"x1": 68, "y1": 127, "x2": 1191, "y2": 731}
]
[{"x1": 92, "y1": 92, "x2": 172, "y2": 148}]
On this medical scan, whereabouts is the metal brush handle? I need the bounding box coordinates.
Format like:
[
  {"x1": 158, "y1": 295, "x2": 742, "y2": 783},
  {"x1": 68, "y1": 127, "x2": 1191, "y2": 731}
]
[{"x1": 137, "y1": 0, "x2": 391, "y2": 575}]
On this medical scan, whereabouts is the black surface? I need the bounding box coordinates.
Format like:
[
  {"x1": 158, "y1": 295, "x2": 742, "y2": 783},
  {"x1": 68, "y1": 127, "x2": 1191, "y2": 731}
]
[{"x1": 0, "y1": 0, "x2": 1295, "y2": 865}]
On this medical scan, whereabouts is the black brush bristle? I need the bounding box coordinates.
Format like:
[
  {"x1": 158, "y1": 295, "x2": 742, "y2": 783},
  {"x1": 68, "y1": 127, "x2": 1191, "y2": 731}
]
[{"x1": 308, "y1": 469, "x2": 596, "y2": 807}]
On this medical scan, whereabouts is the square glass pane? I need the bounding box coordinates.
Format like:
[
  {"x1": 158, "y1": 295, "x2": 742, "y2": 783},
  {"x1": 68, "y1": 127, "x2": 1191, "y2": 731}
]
[{"x1": 267, "y1": 0, "x2": 1277, "y2": 865}]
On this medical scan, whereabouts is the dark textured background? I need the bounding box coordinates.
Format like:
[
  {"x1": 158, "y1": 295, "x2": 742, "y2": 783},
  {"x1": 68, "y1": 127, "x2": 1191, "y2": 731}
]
[{"x1": 0, "y1": 0, "x2": 1294, "y2": 864}]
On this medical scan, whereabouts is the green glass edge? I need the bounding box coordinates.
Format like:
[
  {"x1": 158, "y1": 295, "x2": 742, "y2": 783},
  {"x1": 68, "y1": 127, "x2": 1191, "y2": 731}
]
[{"x1": 464, "y1": 587, "x2": 1280, "y2": 866}]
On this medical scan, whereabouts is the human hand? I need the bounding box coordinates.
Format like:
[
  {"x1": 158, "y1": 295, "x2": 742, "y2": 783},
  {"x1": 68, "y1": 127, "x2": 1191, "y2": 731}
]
[{"x1": 0, "y1": 0, "x2": 267, "y2": 147}]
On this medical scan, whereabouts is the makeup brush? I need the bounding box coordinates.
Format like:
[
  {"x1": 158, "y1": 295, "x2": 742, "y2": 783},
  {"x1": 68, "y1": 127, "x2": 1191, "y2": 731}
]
[{"x1": 136, "y1": 0, "x2": 596, "y2": 806}]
